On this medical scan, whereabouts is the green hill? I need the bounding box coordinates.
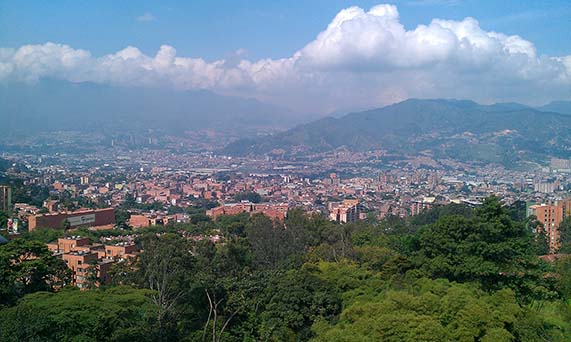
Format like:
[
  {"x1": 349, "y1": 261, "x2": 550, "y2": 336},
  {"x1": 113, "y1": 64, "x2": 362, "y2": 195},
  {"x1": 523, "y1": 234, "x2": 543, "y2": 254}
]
[{"x1": 223, "y1": 99, "x2": 571, "y2": 166}]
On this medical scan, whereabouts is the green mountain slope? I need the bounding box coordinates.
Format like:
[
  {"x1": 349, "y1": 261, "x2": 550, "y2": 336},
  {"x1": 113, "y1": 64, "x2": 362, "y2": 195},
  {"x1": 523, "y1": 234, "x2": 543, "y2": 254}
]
[{"x1": 222, "y1": 99, "x2": 571, "y2": 165}]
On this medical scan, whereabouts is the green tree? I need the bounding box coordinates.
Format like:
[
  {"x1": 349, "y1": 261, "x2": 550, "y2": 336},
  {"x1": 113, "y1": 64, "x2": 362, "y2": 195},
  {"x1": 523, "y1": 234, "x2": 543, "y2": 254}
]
[
  {"x1": 246, "y1": 214, "x2": 297, "y2": 269},
  {"x1": 60, "y1": 218, "x2": 71, "y2": 232},
  {"x1": 259, "y1": 268, "x2": 341, "y2": 341},
  {"x1": 558, "y1": 217, "x2": 571, "y2": 253},
  {"x1": 0, "y1": 239, "x2": 71, "y2": 306},
  {"x1": 528, "y1": 215, "x2": 549, "y2": 255},
  {"x1": 0, "y1": 286, "x2": 158, "y2": 341},
  {"x1": 233, "y1": 191, "x2": 261, "y2": 203},
  {"x1": 415, "y1": 197, "x2": 548, "y2": 299},
  {"x1": 0, "y1": 211, "x2": 9, "y2": 228},
  {"x1": 137, "y1": 235, "x2": 194, "y2": 340},
  {"x1": 312, "y1": 277, "x2": 562, "y2": 342},
  {"x1": 21, "y1": 227, "x2": 64, "y2": 243},
  {"x1": 115, "y1": 209, "x2": 131, "y2": 229},
  {"x1": 555, "y1": 256, "x2": 571, "y2": 299},
  {"x1": 83, "y1": 261, "x2": 100, "y2": 290},
  {"x1": 109, "y1": 233, "x2": 200, "y2": 339}
]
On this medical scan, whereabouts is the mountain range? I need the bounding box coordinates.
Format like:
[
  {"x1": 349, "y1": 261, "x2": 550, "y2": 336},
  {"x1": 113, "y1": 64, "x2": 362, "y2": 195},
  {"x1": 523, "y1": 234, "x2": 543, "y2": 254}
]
[
  {"x1": 222, "y1": 99, "x2": 571, "y2": 167},
  {"x1": 0, "y1": 80, "x2": 307, "y2": 136},
  {"x1": 2, "y1": 79, "x2": 570, "y2": 166}
]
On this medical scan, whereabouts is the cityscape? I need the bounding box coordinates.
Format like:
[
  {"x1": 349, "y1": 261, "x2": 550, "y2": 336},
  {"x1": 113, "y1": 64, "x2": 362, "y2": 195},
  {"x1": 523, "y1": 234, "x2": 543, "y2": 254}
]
[{"x1": 1, "y1": 1, "x2": 571, "y2": 341}]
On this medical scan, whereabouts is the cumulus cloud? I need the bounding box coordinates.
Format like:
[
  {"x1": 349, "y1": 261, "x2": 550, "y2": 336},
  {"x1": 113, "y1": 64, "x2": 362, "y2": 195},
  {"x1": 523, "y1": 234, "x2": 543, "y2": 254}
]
[{"x1": 0, "y1": 4, "x2": 569, "y2": 113}]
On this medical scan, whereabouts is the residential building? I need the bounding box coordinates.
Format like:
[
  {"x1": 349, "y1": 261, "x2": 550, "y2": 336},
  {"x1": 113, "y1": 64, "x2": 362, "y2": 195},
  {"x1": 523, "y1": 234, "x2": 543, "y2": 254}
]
[
  {"x1": 329, "y1": 199, "x2": 360, "y2": 223},
  {"x1": 528, "y1": 199, "x2": 571, "y2": 253},
  {"x1": 0, "y1": 185, "x2": 11, "y2": 212}
]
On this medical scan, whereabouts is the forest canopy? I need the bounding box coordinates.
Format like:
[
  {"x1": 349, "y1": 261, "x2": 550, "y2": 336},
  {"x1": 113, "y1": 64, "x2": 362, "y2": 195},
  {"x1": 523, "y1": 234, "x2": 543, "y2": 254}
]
[{"x1": 1, "y1": 197, "x2": 570, "y2": 341}]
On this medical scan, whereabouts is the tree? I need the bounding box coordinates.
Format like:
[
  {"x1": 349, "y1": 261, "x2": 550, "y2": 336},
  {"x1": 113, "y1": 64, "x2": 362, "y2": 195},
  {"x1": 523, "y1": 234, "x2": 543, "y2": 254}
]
[
  {"x1": 0, "y1": 239, "x2": 71, "y2": 306},
  {"x1": 83, "y1": 261, "x2": 100, "y2": 290},
  {"x1": 312, "y1": 277, "x2": 560, "y2": 342},
  {"x1": 0, "y1": 211, "x2": 9, "y2": 228},
  {"x1": 22, "y1": 227, "x2": 64, "y2": 243},
  {"x1": 246, "y1": 214, "x2": 297, "y2": 269},
  {"x1": 528, "y1": 215, "x2": 549, "y2": 255},
  {"x1": 106, "y1": 234, "x2": 199, "y2": 339},
  {"x1": 555, "y1": 256, "x2": 571, "y2": 299},
  {"x1": 115, "y1": 209, "x2": 131, "y2": 229},
  {"x1": 60, "y1": 218, "x2": 71, "y2": 232},
  {"x1": 309, "y1": 222, "x2": 355, "y2": 263},
  {"x1": 259, "y1": 268, "x2": 341, "y2": 341},
  {"x1": 233, "y1": 191, "x2": 261, "y2": 203},
  {"x1": 0, "y1": 286, "x2": 158, "y2": 341},
  {"x1": 415, "y1": 197, "x2": 548, "y2": 299},
  {"x1": 136, "y1": 235, "x2": 195, "y2": 340},
  {"x1": 558, "y1": 218, "x2": 571, "y2": 253},
  {"x1": 409, "y1": 203, "x2": 474, "y2": 230},
  {"x1": 284, "y1": 208, "x2": 326, "y2": 251}
]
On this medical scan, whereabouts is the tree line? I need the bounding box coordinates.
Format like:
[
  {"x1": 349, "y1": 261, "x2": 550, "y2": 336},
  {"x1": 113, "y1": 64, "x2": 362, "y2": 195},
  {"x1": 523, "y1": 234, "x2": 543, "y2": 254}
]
[{"x1": 1, "y1": 196, "x2": 571, "y2": 341}]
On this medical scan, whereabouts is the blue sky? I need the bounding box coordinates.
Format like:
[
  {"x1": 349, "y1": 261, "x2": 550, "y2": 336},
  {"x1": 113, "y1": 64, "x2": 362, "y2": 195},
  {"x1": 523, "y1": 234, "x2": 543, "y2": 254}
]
[
  {"x1": 0, "y1": 1, "x2": 570, "y2": 113},
  {"x1": 1, "y1": 0, "x2": 569, "y2": 60}
]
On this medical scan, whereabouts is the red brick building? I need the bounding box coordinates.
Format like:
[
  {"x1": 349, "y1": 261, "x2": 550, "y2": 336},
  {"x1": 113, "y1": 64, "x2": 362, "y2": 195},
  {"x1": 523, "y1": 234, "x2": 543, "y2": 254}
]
[
  {"x1": 48, "y1": 236, "x2": 138, "y2": 288},
  {"x1": 28, "y1": 208, "x2": 115, "y2": 231},
  {"x1": 529, "y1": 199, "x2": 571, "y2": 253},
  {"x1": 329, "y1": 199, "x2": 360, "y2": 223},
  {"x1": 207, "y1": 202, "x2": 289, "y2": 220}
]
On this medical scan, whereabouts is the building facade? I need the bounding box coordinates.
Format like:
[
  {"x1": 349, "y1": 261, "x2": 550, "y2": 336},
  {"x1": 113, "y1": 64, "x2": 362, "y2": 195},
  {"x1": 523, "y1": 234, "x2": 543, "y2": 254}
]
[
  {"x1": 329, "y1": 199, "x2": 360, "y2": 223},
  {"x1": 48, "y1": 236, "x2": 138, "y2": 288},
  {"x1": 207, "y1": 202, "x2": 289, "y2": 220},
  {"x1": 0, "y1": 185, "x2": 11, "y2": 212},
  {"x1": 28, "y1": 207, "x2": 115, "y2": 231},
  {"x1": 528, "y1": 199, "x2": 571, "y2": 253}
]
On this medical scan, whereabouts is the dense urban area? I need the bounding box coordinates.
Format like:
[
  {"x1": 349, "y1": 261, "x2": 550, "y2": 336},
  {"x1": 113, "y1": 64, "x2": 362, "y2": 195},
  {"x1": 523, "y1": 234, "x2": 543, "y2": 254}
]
[{"x1": 1, "y1": 144, "x2": 571, "y2": 341}]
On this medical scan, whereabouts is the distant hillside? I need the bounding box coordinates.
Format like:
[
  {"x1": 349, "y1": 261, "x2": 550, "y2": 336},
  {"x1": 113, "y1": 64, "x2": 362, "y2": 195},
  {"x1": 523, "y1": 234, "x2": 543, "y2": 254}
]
[
  {"x1": 537, "y1": 101, "x2": 571, "y2": 115},
  {"x1": 222, "y1": 99, "x2": 571, "y2": 166},
  {"x1": 0, "y1": 80, "x2": 304, "y2": 136}
]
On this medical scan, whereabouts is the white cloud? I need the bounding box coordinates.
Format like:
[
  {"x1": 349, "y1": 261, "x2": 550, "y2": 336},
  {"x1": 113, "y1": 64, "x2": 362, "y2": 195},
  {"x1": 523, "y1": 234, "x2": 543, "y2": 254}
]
[
  {"x1": 137, "y1": 12, "x2": 156, "y2": 22},
  {"x1": 0, "y1": 4, "x2": 569, "y2": 113}
]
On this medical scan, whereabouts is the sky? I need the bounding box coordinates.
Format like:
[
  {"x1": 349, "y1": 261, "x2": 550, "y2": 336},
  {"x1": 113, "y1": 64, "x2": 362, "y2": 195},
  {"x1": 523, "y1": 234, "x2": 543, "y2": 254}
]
[{"x1": 0, "y1": 0, "x2": 570, "y2": 114}]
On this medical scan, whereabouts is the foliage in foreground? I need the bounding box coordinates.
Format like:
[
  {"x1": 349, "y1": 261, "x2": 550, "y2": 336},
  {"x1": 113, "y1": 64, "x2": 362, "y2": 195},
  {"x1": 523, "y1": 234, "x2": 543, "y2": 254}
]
[{"x1": 1, "y1": 197, "x2": 571, "y2": 341}]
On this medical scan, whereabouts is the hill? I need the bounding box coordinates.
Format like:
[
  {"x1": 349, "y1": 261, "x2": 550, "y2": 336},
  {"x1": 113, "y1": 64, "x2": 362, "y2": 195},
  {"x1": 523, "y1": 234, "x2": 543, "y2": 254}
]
[
  {"x1": 0, "y1": 80, "x2": 303, "y2": 136},
  {"x1": 222, "y1": 99, "x2": 571, "y2": 166},
  {"x1": 537, "y1": 101, "x2": 571, "y2": 115}
]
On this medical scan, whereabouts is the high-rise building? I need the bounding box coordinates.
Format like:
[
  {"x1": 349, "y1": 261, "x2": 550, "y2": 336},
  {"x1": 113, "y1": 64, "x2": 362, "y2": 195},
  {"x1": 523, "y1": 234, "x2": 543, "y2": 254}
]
[
  {"x1": 528, "y1": 199, "x2": 571, "y2": 253},
  {"x1": 329, "y1": 199, "x2": 360, "y2": 223},
  {"x1": 550, "y1": 158, "x2": 571, "y2": 171},
  {"x1": 0, "y1": 185, "x2": 12, "y2": 212},
  {"x1": 410, "y1": 197, "x2": 436, "y2": 216},
  {"x1": 80, "y1": 176, "x2": 90, "y2": 185}
]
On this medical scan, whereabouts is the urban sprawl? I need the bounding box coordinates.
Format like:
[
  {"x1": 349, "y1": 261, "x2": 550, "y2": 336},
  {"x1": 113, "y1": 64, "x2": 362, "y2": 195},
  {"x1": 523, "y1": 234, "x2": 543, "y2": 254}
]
[{"x1": 2, "y1": 149, "x2": 571, "y2": 288}]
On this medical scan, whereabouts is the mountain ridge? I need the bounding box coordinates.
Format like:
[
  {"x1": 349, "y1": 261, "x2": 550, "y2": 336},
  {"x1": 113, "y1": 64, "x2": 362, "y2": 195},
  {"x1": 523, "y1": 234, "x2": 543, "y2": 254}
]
[
  {"x1": 0, "y1": 79, "x2": 308, "y2": 136},
  {"x1": 537, "y1": 100, "x2": 571, "y2": 115},
  {"x1": 221, "y1": 98, "x2": 571, "y2": 166}
]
